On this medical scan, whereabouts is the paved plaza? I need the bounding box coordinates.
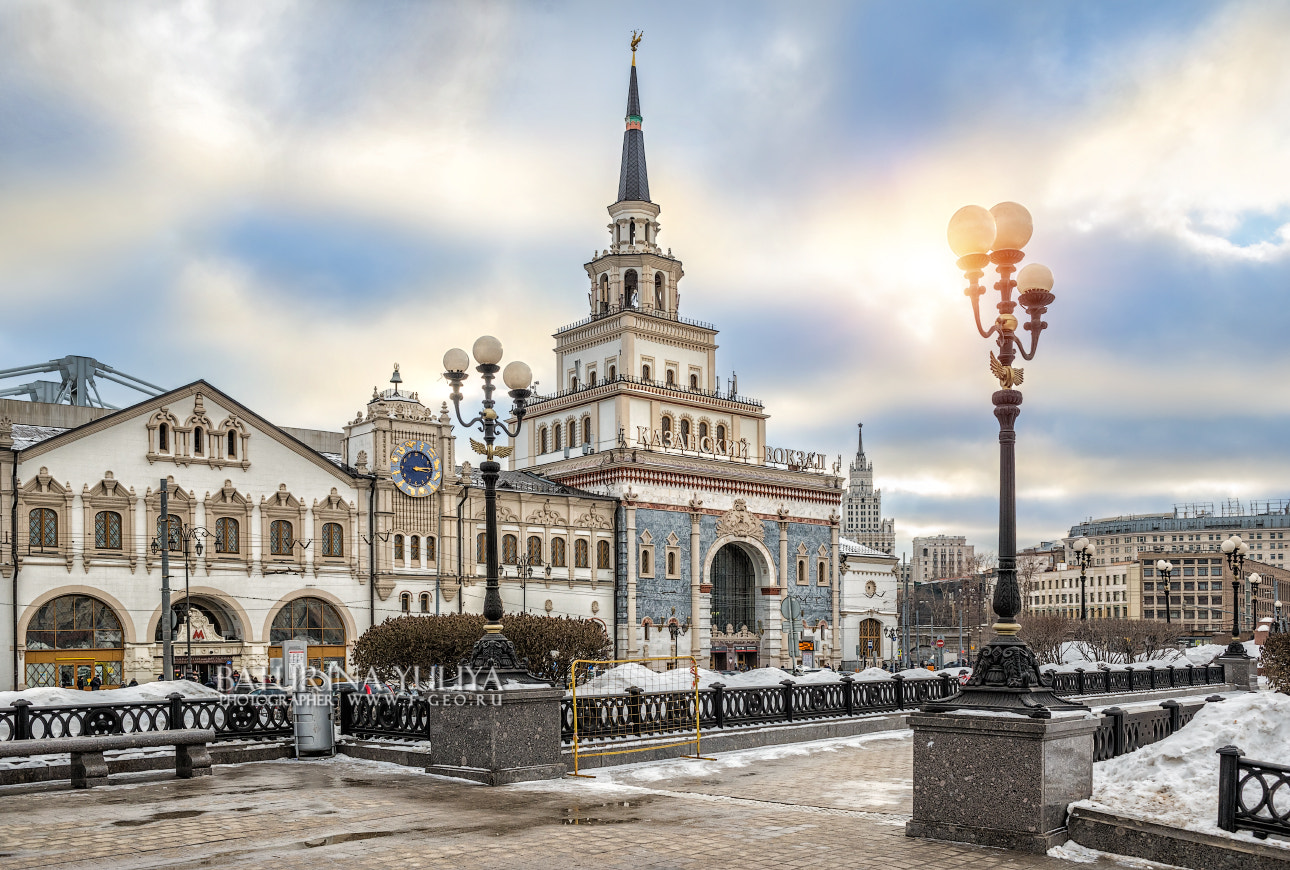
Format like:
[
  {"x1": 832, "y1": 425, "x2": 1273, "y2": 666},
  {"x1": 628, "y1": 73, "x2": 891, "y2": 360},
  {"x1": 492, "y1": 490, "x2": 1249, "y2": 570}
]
[{"x1": 0, "y1": 732, "x2": 1130, "y2": 870}]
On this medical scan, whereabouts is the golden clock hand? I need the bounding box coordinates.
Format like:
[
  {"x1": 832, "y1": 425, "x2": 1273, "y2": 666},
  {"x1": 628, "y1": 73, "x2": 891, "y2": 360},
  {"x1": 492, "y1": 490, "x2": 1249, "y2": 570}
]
[{"x1": 412, "y1": 466, "x2": 435, "y2": 472}]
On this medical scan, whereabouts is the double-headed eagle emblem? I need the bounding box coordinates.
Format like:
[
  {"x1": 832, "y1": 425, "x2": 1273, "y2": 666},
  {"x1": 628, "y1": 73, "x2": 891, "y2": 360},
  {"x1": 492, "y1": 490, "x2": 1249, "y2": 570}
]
[
  {"x1": 989, "y1": 352, "x2": 1024, "y2": 389},
  {"x1": 470, "y1": 438, "x2": 514, "y2": 461}
]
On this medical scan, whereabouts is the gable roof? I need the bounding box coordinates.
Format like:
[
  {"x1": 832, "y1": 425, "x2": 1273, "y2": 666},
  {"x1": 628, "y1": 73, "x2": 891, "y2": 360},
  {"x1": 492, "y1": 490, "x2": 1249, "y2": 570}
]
[{"x1": 16, "y1": 380, "x2": 357, "y2": 485}]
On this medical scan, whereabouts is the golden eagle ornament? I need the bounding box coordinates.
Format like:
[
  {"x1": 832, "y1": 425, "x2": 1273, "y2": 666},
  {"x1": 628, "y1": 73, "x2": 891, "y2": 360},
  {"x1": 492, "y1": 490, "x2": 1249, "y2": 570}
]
[
  {"x1": 470, "y1": 438, "x2": 514, "y2": 461},
  {"x1": 989, "y1": 351, "x2": 1024, "y2": 389}
]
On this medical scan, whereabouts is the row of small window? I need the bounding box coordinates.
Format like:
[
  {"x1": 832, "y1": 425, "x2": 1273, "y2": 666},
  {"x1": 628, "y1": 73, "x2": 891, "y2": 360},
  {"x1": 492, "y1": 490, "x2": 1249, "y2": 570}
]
[
  {"x1": 1038, "y1": 607, "x2": 1124, "y2": 619},
  {"x1": 568, "y1": 366, "x2": 703, "y2": 392},
  {"x1": 27, "y1": 508, "x2": 343, "y2": 557},
  {"x1": 156, "y1": 423, "x2": 240, "y2": 459},
  {"x1": 1147, "y1": 595, "x2": 1223, "y2": 605},
  {"x1": 538, "y1": 418, "x2": 594, "y2": 454},
  {"x1": 1143, "y1": 561, "x2": 1222, "y2": 577},
  {"x1": 1144, "y1": 610, "x2": 1226, "y2": 621},
  {"x1": 1040, "y1": 592, "x2": 1124, "y2": 604},
  {"x1": 1144, "y1": 581, "x2": 1221, "y2": 591},
  {"x1": 393, "y1": 535, "x2": 436, "y2": 563},
  {"x1": 477, "y1": 534, "x2": 612, "y2": 569},
  {"x1": 400, "y1": 592, "x2": 434, "y2": 613}
]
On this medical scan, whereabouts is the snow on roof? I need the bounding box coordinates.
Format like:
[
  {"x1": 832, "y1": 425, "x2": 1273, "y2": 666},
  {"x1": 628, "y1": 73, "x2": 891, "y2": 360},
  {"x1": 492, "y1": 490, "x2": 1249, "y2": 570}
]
[
  {"x1": 320, "y1": 452, "x2": 345, "y2": 468},
  {"x1": 840, "y1": 538, "x2": 893, "y2": 558},
  {"x1": 11, "y1": 424, "x2": 69, "y2": 450}
]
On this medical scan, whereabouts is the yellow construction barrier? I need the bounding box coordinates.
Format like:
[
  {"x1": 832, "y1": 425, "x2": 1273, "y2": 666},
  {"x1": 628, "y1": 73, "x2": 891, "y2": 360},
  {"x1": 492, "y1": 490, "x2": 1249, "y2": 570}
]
[{"x1": 568, "y1": 656, "x2": 707, "y2": 777}]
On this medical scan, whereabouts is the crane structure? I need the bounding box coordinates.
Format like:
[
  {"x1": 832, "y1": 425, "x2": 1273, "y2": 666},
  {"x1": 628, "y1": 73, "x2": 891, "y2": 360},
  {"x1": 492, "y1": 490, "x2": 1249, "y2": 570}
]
[{"x1": 0, "y1": 355, "x2": 165, "y2": 409}]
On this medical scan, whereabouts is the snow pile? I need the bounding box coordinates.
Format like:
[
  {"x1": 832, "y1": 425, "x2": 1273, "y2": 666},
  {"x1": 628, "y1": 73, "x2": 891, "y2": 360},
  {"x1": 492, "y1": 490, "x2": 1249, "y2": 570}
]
[
  {"x1": 569, "y1": 663, "x2": 967, "y2": 696},
  {"x1": 0, "y1": 680, "x2": 220, "y2": 708},
  {"x1": 572, "y1": 663, "x2": 714, "y2": 696},
  {"x1": 855, "y1": 667, "x2": 894, "y2": 681},
  {"x1": 1075, "y1": 692, "x2": 1290, "y2": 845}
]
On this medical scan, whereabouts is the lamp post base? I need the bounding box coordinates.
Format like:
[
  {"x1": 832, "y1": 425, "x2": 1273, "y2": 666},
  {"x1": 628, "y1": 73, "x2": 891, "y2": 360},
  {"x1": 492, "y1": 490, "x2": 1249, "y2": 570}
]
[
  {"x1": 1223, "y1": 639, "x2": 1249, "y2": 658},
  {"x1": 464, "y1": 631, "x2": 552, "y2": 687},
  {"x1": 922, "y1": 636, "x2": 1088, "y2": 716}
]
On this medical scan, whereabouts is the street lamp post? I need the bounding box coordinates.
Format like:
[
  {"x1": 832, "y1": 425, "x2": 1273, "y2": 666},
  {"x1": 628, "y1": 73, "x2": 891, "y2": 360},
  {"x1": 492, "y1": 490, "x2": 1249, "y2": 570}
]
[
  {"x1": 511, "y1": 553, "x2": 543, "y2": 615},
  {"x1": 1221, "y1": 534, "x2": 1251, "y2": 657},
  {"x1": 151, "y1": 523, "x2": 210, "y2": 680},
  {"x1": 1276, "y1": 599, "x2": 1284, "y2": 634},
  {"x1": 1249, "y1": 572, "x2": 1261, "y2": 632},
  {"x1": 1072, "y1": 537, "x2": 1095, "y2": 620},
  {"x1": 1156, "y1": 560, "x2": 1174, "y2": 624},
  {"x1": 885, "y1": 626, "x2": 899, "y2": 670},
  {"x1": 669, "y1": 621, "x2": 680, "y2": 660},
  {"x1": 443, "y1": 336, "x2": 541, "y2": 682},
  {"x1": 931, "y1": 202, "x2": 1084, "y2": 714}
]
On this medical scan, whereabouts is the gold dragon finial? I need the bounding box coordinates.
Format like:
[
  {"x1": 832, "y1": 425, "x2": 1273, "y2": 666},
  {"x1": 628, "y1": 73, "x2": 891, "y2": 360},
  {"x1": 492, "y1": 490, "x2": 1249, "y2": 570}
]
[
  {"x1": 989, "y1": 351, "x2": 1024, "y2": 389},
  {"x1": 631, "y1": 30, "x2": 643, "y2": 63}
]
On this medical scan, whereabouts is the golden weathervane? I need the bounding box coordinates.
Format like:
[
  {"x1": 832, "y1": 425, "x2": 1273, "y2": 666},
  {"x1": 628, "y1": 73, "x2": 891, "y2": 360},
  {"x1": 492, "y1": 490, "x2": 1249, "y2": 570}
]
[
  {"x1": 989, "y1": 351, "x2": 1024, "y2": 389},
  {"x1": 631, "y1": 30, "x2": 643, "y2": 61},
  {"x1": 470, "y1": 438, "x2": 514, "y2": 461}
]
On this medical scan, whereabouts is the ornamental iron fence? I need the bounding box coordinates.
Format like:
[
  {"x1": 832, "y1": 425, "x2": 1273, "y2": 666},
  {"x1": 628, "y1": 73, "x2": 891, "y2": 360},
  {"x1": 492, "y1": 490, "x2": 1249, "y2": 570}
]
[
  {"x1": 1218, "y1": 746, "x2": 1290, "y2": 841},
  {"x1": 1044, "y1": 663, "x2": 1224, "y2": 696},
  {"x1": 0, "y1": 693, "x2": 293, "y2": 742},
  {"x1": 1091, "y1": 698, "x2": 1210, "y2": 762}
]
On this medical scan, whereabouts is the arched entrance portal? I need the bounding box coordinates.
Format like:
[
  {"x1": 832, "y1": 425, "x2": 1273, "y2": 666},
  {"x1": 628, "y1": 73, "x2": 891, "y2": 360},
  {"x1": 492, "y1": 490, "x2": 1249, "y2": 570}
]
[
  {"x1": 155, "y1": 596, "x2": 244, "y2": 683},
  {"x1": 24, "y1": 594, "x2": 125, "y2": 688},
  {"x1": 268, "y1": 597, "x2": 347, "y2": 675},
  {"x1": 710, "y1": 544, "x2": 758, "y2": 670},
  {"x1": 858, "y1": 618, "x2": 883, "y2": 668}
]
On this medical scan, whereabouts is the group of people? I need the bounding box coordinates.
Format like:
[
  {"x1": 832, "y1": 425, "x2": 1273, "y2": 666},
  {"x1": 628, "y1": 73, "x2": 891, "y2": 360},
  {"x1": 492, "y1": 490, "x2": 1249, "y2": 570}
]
[{"x1": 62, "y1": 674, "x2": 140, "y2": 690}]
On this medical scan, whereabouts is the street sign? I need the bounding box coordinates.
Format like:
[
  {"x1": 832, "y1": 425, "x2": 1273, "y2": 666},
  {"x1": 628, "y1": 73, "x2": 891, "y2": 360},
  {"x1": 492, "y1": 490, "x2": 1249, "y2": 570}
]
[
  {"x1": 779, "y1": 597, "x2": 803, "y2": 620},
  {"x1": 936, "y1": 638, "x2": 945, "y2": 648},
  {"x1": 799, "y1": 640, "x2": 814, "y2": 652}
]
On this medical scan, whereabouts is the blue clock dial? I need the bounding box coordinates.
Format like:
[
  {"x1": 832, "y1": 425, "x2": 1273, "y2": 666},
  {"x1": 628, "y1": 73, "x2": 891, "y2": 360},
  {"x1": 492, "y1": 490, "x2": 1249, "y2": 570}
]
[{"x1": 389, "y1": 440, "x2": 442, "y2": 497}]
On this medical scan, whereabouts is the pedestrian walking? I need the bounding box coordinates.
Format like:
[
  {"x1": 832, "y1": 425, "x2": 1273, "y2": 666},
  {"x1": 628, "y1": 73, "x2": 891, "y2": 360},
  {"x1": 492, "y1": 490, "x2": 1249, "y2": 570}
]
[{"x1": 89, "y1": 674, "x2": 102, "y2": 691}]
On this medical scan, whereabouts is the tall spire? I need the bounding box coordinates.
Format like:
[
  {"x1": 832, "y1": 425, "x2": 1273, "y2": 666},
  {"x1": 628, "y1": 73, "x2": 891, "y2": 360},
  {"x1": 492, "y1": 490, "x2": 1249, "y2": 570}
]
[
  {"x1": 617, "y1": 32, "x2": 650, "y2": 204},
  {"x1": 857, "y1": 422, "x2": 864, "y2": 458}
]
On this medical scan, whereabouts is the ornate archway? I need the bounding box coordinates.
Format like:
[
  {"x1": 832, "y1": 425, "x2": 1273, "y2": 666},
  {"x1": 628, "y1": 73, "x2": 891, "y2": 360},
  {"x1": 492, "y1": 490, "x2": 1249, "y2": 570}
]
[{"x1": 22, "y1": 593, "x2": 126, "y2": 688}]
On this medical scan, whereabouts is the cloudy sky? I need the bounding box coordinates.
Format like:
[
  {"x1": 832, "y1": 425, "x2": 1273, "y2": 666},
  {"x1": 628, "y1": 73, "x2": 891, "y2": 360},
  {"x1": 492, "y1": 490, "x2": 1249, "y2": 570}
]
[{"x1": 2, "y1": 1, "x2": 1288, "y2": 557}]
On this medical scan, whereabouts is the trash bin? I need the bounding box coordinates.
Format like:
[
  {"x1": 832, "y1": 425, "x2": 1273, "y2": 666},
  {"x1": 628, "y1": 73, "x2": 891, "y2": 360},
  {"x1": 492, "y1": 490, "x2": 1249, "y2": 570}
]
[{"x1": 292, "y1": 688, "x2": 335, "y2": 757}]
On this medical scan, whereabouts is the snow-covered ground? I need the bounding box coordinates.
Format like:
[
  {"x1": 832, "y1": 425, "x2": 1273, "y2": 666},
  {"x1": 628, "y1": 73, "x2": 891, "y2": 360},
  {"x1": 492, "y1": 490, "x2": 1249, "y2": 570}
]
[
  {"x1": 0, "y1": 680, "x2": 221, "y2": 708},
  {"x1": 1072, "y1": 691, "x2": 1290, "y2": 849},
  {"x1": 1045, "y1": 640, "x2": 1258, "y2": 672},
  {"x1": 570, "y1": 663, "x2": 967, "y2": 695}
]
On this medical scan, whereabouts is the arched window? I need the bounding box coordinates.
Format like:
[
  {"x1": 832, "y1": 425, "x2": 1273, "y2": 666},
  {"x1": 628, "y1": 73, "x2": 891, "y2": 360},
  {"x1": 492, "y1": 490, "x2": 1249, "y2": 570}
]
[
  {"x1": 568, "y1": 420, "x2": 578, "y2": 448},
  {"x1": 502, "y1": 534, "x2": 518, "y2": 564},
  {"x1": 598, "y1": 540, "x2": 612, "y2": 569},
  {"x1": 158, "y1": 514, "x2": 182, "y2": 552},
  {"x1": 588, "y1": 371, "x2": 597, "y2": 386},
  {"x1": 539, "y1": 427, "x2": 548, "y2": 454},
  {"x1": 193, "y1": 427, "x2": 204, "y2": 455},
  {"x1": 25, "y1": 595, "x2": 123, "y2": 652},
  {"x1": 642, "y1": 364, "x2": 651, "y2": 381},
  {"x1": 571, "y1": 376, "x2": 578, "y2": 390},
  {"x1": 323, "y1": 523, "x2": 344, "y2": 557},
  {"x1": 270, "y1": 520, "x2": 294, "y2": 556},
  {"x1": 527, "y1": 535, "x2": 543, "y2": 564},
  {"x1": 599, "y1": 273, "x2": 610, "y2": 312},
  {"x1": 215, "y1": 517, "x2": 239, "y2": 554},
  {"x1": 689, "y1": 373, "x2": 698, "y2": 390},
  {"x1": 425, "y1": 536, "x2": 436, "y2": 562},
  {"x1": 609, "y1": 364, "x2": 616, "y2": 380},
  {"x1": 269, "y1": 597, "x2": 345, "y2": 646},
  {"x1": 797, "y1": 559, "x2": 806, "y2": 585},
  {"x1": 582, "y1": 417, "x2": 592, "y2": 445},
  {"x1": 551, "y1": 537, "x2": 567, "y2": 567},
  {"x1": 227, "y1": 431, "x2": 237, "y2": 458},
  {"x1": 666, "y1": 370, "x2": 675, "y2": 385},
  {"x1": 624, "y1": 269, "x2": 638, "y2": 307},
  {"x1": 419, "y1": 592, "x2": 431, "y2": 613},
  {"x1": 410, "y1": 535, "x2": 420, "y2": 563},
  {"x1": 394, "y1": 534, "x2": 404, "y2": 563},
  {"x1": 716, "y1": 424, "x2": 727, "y2": 443},
  {"x1": 400, "y1": 592, "x2": 411, "y2": 613},
  {"x1": 94, "y1": 511, "x2": 122, "y2": 549},
  {"x1": 477, "y1": 533, "x2": 487, "y2": 563},
  {"x1": 680, "y1": 419, "x2": 691, "y2": 443},
  {"x1": 158, "y1": 423, "x2": 170, "y2": 453},
  {"x1": 667, "y1": 551, "x2": 676, "y2": 576},
  {"x1": 654, "y1": 272, "x2": 665, "y2": 309},
  {"x1": 641, "y1": 548, "x2": 652, "y2": 576},
  {"x1": 818, "y1": 559, "x2": 828, "y2": 585},
  {"x1": 699, "y1": 421, "x2": 709, "y2": 440},
  {"x1": 553, "y1": 424, "x2": 563, "y2": 451},
  {"x1": 575, "y1": 539, "x2": 589, "y2": 568},
  {"x1": 661, "y1": 416, "x2": 672, "y2": 436}
]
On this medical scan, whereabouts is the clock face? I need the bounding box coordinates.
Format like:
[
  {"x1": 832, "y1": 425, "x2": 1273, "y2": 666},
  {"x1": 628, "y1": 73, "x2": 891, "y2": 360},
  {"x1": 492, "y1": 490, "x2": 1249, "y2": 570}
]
[{"x1": 389, "y1": 440, "x2": 442, "y2": 498}]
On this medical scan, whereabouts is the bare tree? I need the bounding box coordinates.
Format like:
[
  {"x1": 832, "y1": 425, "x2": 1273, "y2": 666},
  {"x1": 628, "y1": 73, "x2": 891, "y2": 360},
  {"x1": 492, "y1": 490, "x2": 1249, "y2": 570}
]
[
  {"x1": 1016, "y1": 554, "x2": 1047, "y2": 614},
  {"x1": 1019, "y1": 614, "x2": 1071, "y2": 665}
]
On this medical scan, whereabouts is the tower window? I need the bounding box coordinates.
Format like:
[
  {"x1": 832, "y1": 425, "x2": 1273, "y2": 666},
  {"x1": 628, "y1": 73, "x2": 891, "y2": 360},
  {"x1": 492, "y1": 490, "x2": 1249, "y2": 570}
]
[
  {"x1": 666, "y1": 370, "x2": 675, "y2": 385},
  {"x1": 582, "y1": 417, "x2": 592, "y2": 445},
  {"x1": 716, "y1": 424, "x2": 727, "y2": 442},
  {"x1": 554, "y1": 424, "x2": 563, "y2": 451},
  {"x1": 539, "y1": 427, "x2": 548, "y2": 454},
  {"x1": 588, "y1": 370, "x2": 597, "y2": 386},
  {"x1": 699, "y1": 422, "x2": 709, "y2": 440},
  {"x1": 654, "y1": 272, "x2": 665, "y2": 309},
  {"x1": 689, "y1": 373, "x2": 698, "y2": 390},
  {"x1": 641, "y1": 364, "x2": 651, "y2": 381},
  {"x1": 623, "y1": 269, "x2": 638, "y2": 307},
  {"x1": 609, "y1": 364, "x2": 616, "y2": 380},
  {"x1": 680, "y1": 419, "x2": 690, "y2": 442}
]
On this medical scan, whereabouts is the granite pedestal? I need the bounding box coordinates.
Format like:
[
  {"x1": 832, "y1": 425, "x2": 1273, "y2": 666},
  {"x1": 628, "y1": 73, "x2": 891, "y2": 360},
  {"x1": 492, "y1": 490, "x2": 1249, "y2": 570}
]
[
  {"x1": 906, "y1": 711, "x2": 1098, "y2": 854},
  {"x1": 425, "y1": 685, "x2": 567, "y2": 785},
  {"x1": 1218, "y1": 654, "x2": 1259, "y2": 691}
]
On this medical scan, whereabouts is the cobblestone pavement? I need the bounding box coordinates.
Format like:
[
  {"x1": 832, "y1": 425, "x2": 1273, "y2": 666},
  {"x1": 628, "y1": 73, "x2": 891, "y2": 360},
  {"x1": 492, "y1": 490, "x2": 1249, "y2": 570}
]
[{"x1": 0, "y1": 732, "x2": 1133, "y2": 870}]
